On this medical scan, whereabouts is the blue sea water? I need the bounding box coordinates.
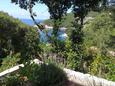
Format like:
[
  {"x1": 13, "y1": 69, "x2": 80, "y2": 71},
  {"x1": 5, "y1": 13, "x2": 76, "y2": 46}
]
[
  {"x1": 19, "y1": 19, "x2": 68, "y2": 42},
  {"x1": 20, "y1": 19, "x2": 43, "y2": 26},
  {"x1": 38, "y1": 29, "x2": 68, "y2": 43}
]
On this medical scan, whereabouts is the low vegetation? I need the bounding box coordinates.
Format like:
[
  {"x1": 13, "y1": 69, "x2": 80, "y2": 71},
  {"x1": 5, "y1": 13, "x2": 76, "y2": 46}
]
[
  {"x1": 1, "y1": 62, "x2": 67, "y2": 86},
  {"x1": 0, "y1": 11, "x2": 41, "y2": 71}
]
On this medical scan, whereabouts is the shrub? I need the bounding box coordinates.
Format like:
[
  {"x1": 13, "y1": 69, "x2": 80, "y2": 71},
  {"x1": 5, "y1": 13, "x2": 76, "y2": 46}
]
[
  {"x1": 89, "y1": 55, "x2": 115, "y2": 81},
  {"x1": 1, "y1": 63, "x2": 67, "y2": 86},
  {"x1": 0, "y1": 53, "x2": 20, "y2": 72},
  {"x1": 83, "y1": 11, "x2": 115, "y2": 80},
  {"x1": 2, "y1": 75, "x2": 23, "y2": 86},
  {"x1": 0, "y1": 11, "x2": 41, "y2": 61},
  {"x1": 83, "y1": 11, "x2": 115, "y2": 53},
  {"x1": 19, "y1": 63, "x2": 67, "y2": 86}
]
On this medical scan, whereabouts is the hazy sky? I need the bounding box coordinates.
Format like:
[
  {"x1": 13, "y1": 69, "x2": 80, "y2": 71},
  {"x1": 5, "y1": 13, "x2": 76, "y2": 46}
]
[{"x1": 0, "y1": 0, "x2": 50, "y2": 20}]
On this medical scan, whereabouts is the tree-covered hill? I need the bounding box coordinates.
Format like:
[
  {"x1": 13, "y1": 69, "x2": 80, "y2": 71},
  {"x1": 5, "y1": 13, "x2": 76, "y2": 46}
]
[
  {"x1": 44, "y1": 13, "x2": 74, "y2": 29},
  {"x1": 43, "y1": 11, "x2": 99, "y2": 28}
]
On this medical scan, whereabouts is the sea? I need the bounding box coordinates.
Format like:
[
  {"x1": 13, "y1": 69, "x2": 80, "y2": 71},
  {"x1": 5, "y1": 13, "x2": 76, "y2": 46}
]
[
  {"x1": 19, "y1": 19, "x2": 67, "y2": 42},
  {"x1": 20, "y1": 19, "x2": 43, "y2": 26}
]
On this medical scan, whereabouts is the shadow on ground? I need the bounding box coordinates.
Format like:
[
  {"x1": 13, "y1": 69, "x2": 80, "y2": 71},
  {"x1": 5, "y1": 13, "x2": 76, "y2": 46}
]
[{"x1": 66, "y1": 80, "x2": 83, "y2": 86}]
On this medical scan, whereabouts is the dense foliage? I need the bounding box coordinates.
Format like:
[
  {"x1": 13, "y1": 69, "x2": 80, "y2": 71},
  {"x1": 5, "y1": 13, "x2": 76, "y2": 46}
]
[
  {"x1": 0, "y1": 53, "x2": 20, "y2": 72},
  {"x1": 83, "y1": 11, "x2": 115, "y2": 81},
  {"x1": 1, "y1": 63, "x2": 67, "y2": 86},
  {"x1": 0, "y1": 11, "x2": 41, "y2": 71},
  {"x1": 84, "y1": 11, "x2": 115, "y2": 52}
]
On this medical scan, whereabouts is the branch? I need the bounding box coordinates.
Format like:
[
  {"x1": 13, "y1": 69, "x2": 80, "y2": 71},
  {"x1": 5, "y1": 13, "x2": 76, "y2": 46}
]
[{"x1": 28, "y1": 0, "x2": 45, "y2": 30}]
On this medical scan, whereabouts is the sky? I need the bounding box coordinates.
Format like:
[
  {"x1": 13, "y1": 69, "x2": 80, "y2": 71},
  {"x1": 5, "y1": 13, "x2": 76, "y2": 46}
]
[{"x1": 0, "y1": 0, "x2": 50, "y2": 20}]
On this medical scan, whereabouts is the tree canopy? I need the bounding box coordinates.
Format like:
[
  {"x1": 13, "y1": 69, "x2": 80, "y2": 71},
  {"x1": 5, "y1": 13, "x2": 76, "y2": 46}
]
[{"x1": 11, "y1": 0, "x2": 106, "y2": 25}]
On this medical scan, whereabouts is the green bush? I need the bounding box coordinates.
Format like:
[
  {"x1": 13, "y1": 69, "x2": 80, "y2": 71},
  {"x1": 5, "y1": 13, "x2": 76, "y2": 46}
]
[
  {"x1": 89, "y1": 55, "x2": 115, "y2": 81},
  {"x1": 83, "y1": 12, "x2": 115, "y2": 52},
  {"x1": 19, "y1": 63, "x2": 67, "y2": 86},
  {"x1": 1, "y1": 63, "x2": 67, "y2": 86},
  {"x1": 0, "y1": 11, "x2": 41, "y2": 61},
  {"x1": 2, "y1": 75, "x2": 23, "y2": 86},
  {"x1": 0, "y1": 53, "x2": 20, "y2": 72},
  {"x1": 105, "y1": 57, "x2": 115, "y2": 81},
  {"x1": 83, "y1": 11, "x2": 115, "y2": 81}
]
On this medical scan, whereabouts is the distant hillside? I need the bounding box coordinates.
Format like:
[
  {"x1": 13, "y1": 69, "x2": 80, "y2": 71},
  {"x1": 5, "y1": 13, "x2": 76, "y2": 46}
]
[
  {"x1": 43, "y1": 11, "x2": 99, "y2": 36},
  {"x1": 43, "y1": 11, "x2": 99, "y2": 28},
  {"x1": 44, "y1": 13, "x2": 74, "y2": 29}
]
